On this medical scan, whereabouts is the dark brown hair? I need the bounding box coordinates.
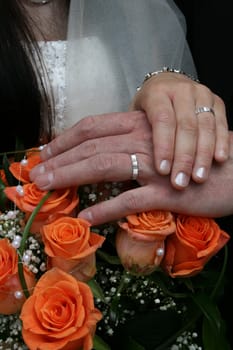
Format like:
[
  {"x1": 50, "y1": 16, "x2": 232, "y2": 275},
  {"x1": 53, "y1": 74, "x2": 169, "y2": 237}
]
[{"x1": 0, "y1": 0, "x2": 54, "y2": 152}]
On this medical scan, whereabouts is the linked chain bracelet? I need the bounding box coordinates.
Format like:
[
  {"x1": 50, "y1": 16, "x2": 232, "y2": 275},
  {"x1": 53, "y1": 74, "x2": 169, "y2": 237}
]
[{"x1": 137, "y1": 66, "x2": 200, "y2": 91}]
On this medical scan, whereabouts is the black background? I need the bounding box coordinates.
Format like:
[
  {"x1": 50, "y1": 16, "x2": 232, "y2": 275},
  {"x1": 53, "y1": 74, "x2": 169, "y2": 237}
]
[{"x1": 175, "y1": 1, "x2": 233, "y2": 345}]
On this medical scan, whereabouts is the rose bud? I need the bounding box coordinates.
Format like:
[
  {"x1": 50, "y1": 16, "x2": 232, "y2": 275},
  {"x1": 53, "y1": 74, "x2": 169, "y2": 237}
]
[{"x1": 116, "y1": 210, "x2": 175, "y2": 275}]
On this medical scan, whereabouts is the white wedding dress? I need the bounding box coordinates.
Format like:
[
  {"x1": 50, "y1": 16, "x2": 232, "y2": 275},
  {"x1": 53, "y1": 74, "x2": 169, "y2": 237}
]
[
  {"x1": 38, "y1": 38, "x2": 127, "y2": 134},
  {"x1": 38, "y1": 40, "x2": 130, "y2": 212},
  {"x1": 36, "y1": 0, "x2": 197, "y2": 136},
  {"x1": 38, "y1": 40, "x2": 67, "y2": 135}
]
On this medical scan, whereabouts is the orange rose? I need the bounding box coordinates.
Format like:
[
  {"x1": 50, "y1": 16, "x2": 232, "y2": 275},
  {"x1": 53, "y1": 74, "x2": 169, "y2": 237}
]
[
  {"x1": 0, "y1": 169, "x2": 8, "y2": 186},
  {"x1": 161, "y1": 215, "x2": 230, "y2": 277},
  {"x1": 0, "y1": 238, "x2": 36, "y2": 314},
  {"x1": 4, "y1": 183, "x2": 79, "y2": 233},
  {"x1": 116, "y1": 210, "x2": 175, "y2": 275},
  {"x1": 9, "y1": 149, "x2": 42, "y2": 184},
  {"x1": 20, "y1": 268, "x2": 102, "y2": 350},
  {"x1": 41, "y1": 216, "x2": 105, "y2": 281}
]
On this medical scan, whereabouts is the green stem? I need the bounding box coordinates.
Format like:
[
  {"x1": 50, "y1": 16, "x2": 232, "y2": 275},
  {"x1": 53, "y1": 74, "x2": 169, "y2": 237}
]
[
  {"x1": 96, "y1": 250, "x2": 121, "y2": 265},
  {"x1": 155, "y1": 310, "x2": 200, "y2": 350},
  {"x1": 210, "y1": 245, "x2": 228, "y2": 300},
  {"x1": 156, "y1": 245, "x2": 229, "y2": 349},
  {"x1": 117, "y1": 270, "x2": 132, "y2": 295},
  {"x1": 18, "y1": 191, "x2": 52, "y2": 298},
  {"x1": 0, "y1": 148, "x2": 41, "y2": 157},
  {"x1": 93, "y1": 334, "x2": 111, "y2": 350},
  {"x1": 18, "y1": 257, "x2": 30, "y2": 299},
  {"x1": 151, "y1": 280, "x2": 188, "y2": 299}
]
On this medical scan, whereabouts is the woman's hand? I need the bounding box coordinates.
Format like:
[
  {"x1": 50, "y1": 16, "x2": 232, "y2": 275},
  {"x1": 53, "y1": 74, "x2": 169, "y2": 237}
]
[
  {"x1": 131, "y1": 71, "x2": 229, "y2": 189},
  {"x1": 31, "y1": 72, "x2": 230, "y2": 191}
]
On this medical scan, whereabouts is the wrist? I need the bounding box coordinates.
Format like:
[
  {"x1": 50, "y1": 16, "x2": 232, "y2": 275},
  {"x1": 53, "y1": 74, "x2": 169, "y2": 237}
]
[{"x1": 137, "y1": 66, "x2": 199, "y2": 91}]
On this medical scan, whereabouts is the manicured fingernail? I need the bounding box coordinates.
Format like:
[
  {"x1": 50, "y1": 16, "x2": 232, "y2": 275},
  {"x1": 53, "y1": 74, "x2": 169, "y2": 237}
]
[
  {"x1": 159, "y1": 160, "x2": 171, "y2": 174},
  {"x1": 196, "y1": 167, "x2": 206, "y2": 179},
  {"x1": 175, "y1": 172, "x2": 189, "y2": 187},
  {"x1": 218, "y1": 149, "x2": 228, "y2": 161}
]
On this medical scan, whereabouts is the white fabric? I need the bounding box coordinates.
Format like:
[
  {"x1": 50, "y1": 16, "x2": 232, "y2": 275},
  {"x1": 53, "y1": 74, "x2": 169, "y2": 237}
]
[
  {"x1": 38, "y1": 40, "x2": 67, "y2": 134},
  {"x1": 65, "y1": 0, "x2": 197, "y2": 128}
]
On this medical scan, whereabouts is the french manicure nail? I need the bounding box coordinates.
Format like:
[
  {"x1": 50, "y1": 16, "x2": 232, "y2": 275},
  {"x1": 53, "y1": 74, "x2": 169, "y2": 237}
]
[
  {"x1": 218, "y1": 149, "x2": 228, "y2": 161},
  {"x1": 159, "y1": 160, "x2": 171, "y2": 174},
  {"x1": 175, "y1": 172, "x2": 189, "y2": 187},
  {"x1": 196, "y1": 167, "x2": 206, "y2": 179}
]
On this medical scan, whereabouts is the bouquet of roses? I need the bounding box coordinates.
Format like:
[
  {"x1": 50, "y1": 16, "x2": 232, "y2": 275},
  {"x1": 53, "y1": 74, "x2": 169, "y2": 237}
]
[{"x1": 0, "y1": 147, "x2": 231, "y2": 350}]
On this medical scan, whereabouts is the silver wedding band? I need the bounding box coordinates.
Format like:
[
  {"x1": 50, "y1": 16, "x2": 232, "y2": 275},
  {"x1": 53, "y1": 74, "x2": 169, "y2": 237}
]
[
  {"x1": 195, "y1": 106, "x2": 215, "y2": 117},
  {"x1": 130, "y1": 154, "x2": 139, "y2": 180}
]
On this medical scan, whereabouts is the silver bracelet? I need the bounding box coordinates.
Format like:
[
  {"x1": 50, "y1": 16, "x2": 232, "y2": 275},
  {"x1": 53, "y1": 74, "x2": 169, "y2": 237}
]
[{"x1": 137, "y1": 66, "x2": 200, "y2": 91}]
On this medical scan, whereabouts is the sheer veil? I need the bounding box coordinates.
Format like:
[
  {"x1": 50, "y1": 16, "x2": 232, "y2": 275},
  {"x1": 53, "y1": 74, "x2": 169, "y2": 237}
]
[{"x1": 65, "y1": 0, "x2": 197, "y2": 128}]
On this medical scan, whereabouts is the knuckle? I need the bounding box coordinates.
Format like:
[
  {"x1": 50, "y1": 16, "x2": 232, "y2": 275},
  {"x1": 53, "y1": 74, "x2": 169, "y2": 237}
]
[
  {"x1": 198, "y1": 146, "x2": 214, "y2": 161},
  {"x1": 175, "y1": 153, "x2": 194, "y2": 171},
  {"x1": 50, "y1": 136, "x2": 68, "y2": 155},
  {"x1": 176, "y1": 81, "x2": 194, "y2": 92},
  {"x1": 199, "y1": 118, "x2": 216, "y2": 132},
  {"x1": 81, "y1": 140, "x2": 98, "y2": 157},
  {"x1": 135, "y1": 128, "x2": 152, "y2": 145},
  {"x1": 121, "y1": 192, "x2": 141, "y2": 212},
  {"x1": 178, "y1": 118, "x2": 197, "y2": 134},
  {"x1": 195, "y1": 83, "x2": 213, "y2": 97},
  {"x1": 153, "y1": 111, "x2": 176, "y2": 128},
  {"x1": 131, "y1": 110, "x2": 148, "y2": 128},
  {"x1": 52, "y1": 170, "x2": 72, "y2": 188},
  {"x1": 214, "y1": 93, "x2": 224, "y2": 106},
  {"x1": 78, "y1": 115, "x2": 96, "y2": 138},
  {"x1": 171, "y1": 80, "x2": 197, "y2": 96},
  {"x1": 154, "y1": 143, "x2": 173, "y2": 157},
  {"x1": 42, "y1": 158, "x2": 57, "y2": 171},
  {"x1": 91, "y1": 154, "x2": 114, "y2": 176}
]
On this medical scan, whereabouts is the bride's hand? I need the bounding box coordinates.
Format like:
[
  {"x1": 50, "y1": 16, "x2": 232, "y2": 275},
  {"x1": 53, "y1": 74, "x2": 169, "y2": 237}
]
[
  {"x1": 31, "y1": 73, "x2": 229, "y2": 191},
  {"x1": 131, "y1": 71, "x2": 229, "y2": 189}
]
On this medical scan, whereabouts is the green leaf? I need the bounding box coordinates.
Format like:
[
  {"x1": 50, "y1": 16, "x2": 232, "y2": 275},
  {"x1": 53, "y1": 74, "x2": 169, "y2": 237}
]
[
  {"x1": 14, "y1": 137, "x2": 25, "y2": 162},
  {"x1": 192, "y1": 293, "x2": 223, "y2": 332},
  {"x1": 109, "y1": 295, "x2": 121, "y2": 326},
  {"x1": 192, "y1": 292, "x2": 231, "y2": 349},
  {"x1": 93, "y1": 334, "x2": 111, "y2": 350},
  {"x1": 2, "y1": 153, "x2": 17, "y2": 186},
  {"x1": 112, "y1": 309, "x2": 183, "y2": 350},
  {"x1": 192, "y1": 293, "x2": 221, "y2": 331},
  {"x1": 202, "y1": 312, "x2": 231, "y2": 350},
  {"x1": 0, "y1": 176, "x2": 6, "y2": 210},
  {"x1": 210, "y1": 245, "x2": 228, "y2": 300},
  {"x1": 97, "y1": 249, "x2": 121, "y2": 265},
  {"x1": 112, "y1": 336, "x2": 145, "y2": 350},
  {"x1": 126, "y1": 338, "x2": 145, "y2": 350},
  {"x1": 150, "y1": 271, "x2": 188, "y2": 299},
  {"x1": 87, "y1": 279, "x2": 106, "y2": 303}
]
